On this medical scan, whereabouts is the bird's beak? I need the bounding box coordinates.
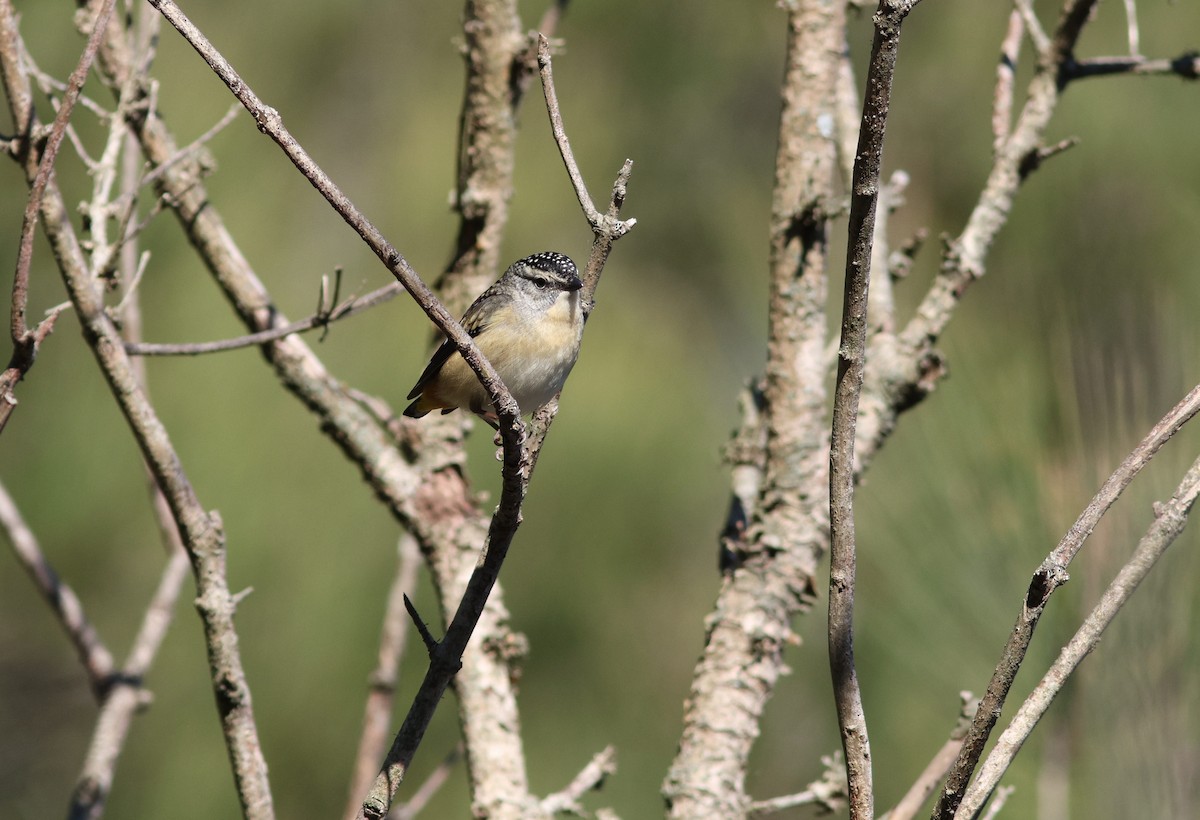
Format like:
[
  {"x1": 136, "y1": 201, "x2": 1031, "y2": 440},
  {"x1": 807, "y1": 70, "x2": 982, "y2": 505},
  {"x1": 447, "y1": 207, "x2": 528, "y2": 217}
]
[{"x1": 566, "y1": 274, "x2": 583, "y2": 292}]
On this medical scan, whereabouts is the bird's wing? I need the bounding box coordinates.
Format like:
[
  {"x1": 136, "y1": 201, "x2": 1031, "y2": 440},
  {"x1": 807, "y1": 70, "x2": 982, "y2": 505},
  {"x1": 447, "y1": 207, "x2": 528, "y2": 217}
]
[{"x1": 405, "y1": 285, "x2": 500, "y2": 400}]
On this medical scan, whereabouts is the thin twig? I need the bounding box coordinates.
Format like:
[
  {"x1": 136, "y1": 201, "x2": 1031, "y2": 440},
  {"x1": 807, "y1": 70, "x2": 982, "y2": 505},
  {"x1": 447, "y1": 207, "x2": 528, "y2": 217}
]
[
  {"x1": 536, "y1": 35, "x2": 598, "y2": 226},
  {"x1": 882, "y1": 692, "x2": 976, "y2": 820},
  {"x1": 1013, "y1": 0, "x2": 1049, "y2": 58},
  {"x1": 0, "y1": 0, "x2": 116, "y2": 435},
  {"x1": 539, "y1": 746, "x2": 618, "y2": 815},
  {"x1": 0, "y1": 5, "x2": 275, "y2": 815},
  {"x1": 144, "y1": 0, "x2": 523, "y2": 433},
  {"x1": 828, "y1": 4, "x2": 920, "y2": 817},
  {"x1": 537, "y1": 32, "x2": 637, "y2": 253},
  {"x1": 10, "y1": 0, "x2": 114, "y2": 341},
  {"x1": 101, "y1": 102, "x2": 241, "y2": 263},
  {"x1": 748, "y1": 751, "x2": 848, "y2": 816},
  {"x1": 391, "y1": 745, "x2": 463, "y2": 820},
  {"x1": 934, "y1": 382, "x2": 1200, "y2": 819},
  {"x1": 978, "y1": 785, "x2": 1014, "y2": 820},
  {"x1": 402, "y1": 594, "x2": 438, "y2": 656},
  {"x1": 1063, "y1": 51, "x2": 1200, "y2": 82},
  {"x1": 126, "y1": 280, "x2": 404, "y2": 356},
  {"x1": 0, "y1": 479, "x2": 115, "y2": 696},
  {"x1": 69, "y1": 548, "x2": 189, "y2": 820},
  {"x1": 1122, "y1": 0, "x2": 1140, "y2": 57},
  {"x1": 957, "y1": 451, "x2": 1200, "y2": 818},
  {"x1": 344, "y1": 534, "x2": 422, "y2": 820}
]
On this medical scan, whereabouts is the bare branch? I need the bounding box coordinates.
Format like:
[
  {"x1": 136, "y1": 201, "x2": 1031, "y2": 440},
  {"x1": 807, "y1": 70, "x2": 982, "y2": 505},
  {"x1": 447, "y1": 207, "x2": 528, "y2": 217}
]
[
  {"x1": 344, "y1": 535, "x2": 423, "y2": 820},
  {"x1": 882, "y1": 693, "x2": 976, "y2": 820},
  {"x1": 69, "y1": 548, "x2": 189, "y2": 820},
  {"x1": 537, "y1": 34, "x2": 636, "y2": 245},
  {"x1": 978, "y1": 785, "x2": 1015, "y2": 820},
  {"x1": 539, "y1": 746, "x2": 618, "y2": 815},
  {"x1": 664, "y1": 1, "x2": 844, "y2": 812},
  {"x1": 0, "y1": 478, "x2": 115, "y2": 696},
  {"x1": 957, "y1": 451, "x2": 1200, "y2": 818},
  {"x1": 1017, "y1": 135, "x2": 1079, "y2": 180},
  {"x1": 10, "y1": 0, "x2": 114, "y2": 339},
  {"x1": 392, "y1": 745, "x2": 463, "y2": 820},
  {"x1": 1013, "y1": 0, "x2": 1049, "y2": 58},
  {"x1": 828, "y1": 4, "x2": 921, "y2": 816},
  {"x1": 934, "y1": 382, "x2": 1200, "y2": 819},
  {"x1": 361, "y1": 40, "x2": 634, "y2": 818},
  {"x1": 1122, "y1": 0, "x2": 1141, "y2": 57},
  {"x1": 144, "y1": 0, "x2": 523, "y2": 432},
  {"x1": 536, "y1": 34, "x2": 598, "y2": 225},
  {"x1": 1063, "y1": 51, "x2": 1200, "y2": 82},
  {"x1": 748, "y1": 752, "x2": 848, "y2": 816},
  {"x1": 69, "y1": 53, "x2": 193, "y2": 814},
  {"x1": 0, "y1": 0, "x2": 116, "y2": 435},
  {"x1": 0, "y1": 5, "x2": 274, "y2": 814},
  {"x1": 126, "y1": 280, "x2": 405, "y2": 356}
]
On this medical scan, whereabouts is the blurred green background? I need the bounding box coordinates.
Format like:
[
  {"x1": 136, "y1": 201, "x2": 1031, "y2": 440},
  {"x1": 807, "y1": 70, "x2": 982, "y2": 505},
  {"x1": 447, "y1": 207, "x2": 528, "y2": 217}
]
[{"x1": 2, "y1": 1, "x2": 1199, "y2": 818}]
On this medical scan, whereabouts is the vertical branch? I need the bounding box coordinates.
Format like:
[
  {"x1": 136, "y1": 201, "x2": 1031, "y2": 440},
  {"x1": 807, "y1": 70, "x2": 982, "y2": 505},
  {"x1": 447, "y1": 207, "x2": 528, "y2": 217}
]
[
  {"x1": 828, "y1": 4, "x2": 919, "y2": 818},
  {"x1": 663, "y1": 0, "x2": 843, "y2": 814}
]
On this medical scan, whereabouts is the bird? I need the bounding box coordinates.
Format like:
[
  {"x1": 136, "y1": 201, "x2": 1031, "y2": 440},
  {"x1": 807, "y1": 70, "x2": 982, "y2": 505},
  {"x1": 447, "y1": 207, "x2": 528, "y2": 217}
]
[{"x1": 402, "y1": 251, "x2": 585, "y2": 425}]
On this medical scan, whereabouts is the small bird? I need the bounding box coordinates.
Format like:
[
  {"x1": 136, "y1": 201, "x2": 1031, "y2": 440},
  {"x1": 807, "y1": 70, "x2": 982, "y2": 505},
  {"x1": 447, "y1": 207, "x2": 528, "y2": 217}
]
[{"x1": 403, "y1": 251, "x2": 585, "y2": 424}]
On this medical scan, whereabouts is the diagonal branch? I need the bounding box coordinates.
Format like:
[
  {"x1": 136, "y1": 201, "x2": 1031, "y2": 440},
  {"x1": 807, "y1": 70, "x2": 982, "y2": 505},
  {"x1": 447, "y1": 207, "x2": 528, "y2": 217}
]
[
  {"x1": 882, "y1": 693, "x2": 976, "y2": 820},
  {"x1": 343, "y1": 534, "x2": 423, "y2": 820},
  {"x1": 957, "y1": 449, "x2": 1200, "y2": 817},
  {"x1": 960, "y1": 449, "x2": 1200, "y2": 816},
  {"x1": 361, "y1": 55, "x2": 634, "y2": 820},
  {"x1": 143, "y1": 0, "x2": 523, "y2": 437},
  {"x1": 933, "y1": 382, "x2": 1200, "y2": 819},
  {"x1": 0, "y1": 479, "x2": 115, "y2": 696}
]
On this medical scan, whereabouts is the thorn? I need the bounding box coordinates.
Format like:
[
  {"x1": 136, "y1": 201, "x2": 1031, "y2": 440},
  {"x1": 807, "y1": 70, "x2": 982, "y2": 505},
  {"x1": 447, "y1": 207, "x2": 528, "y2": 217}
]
[
  {"x1": 403, "y1": 594, "x2": 439, "y2": 655},
  {"x1": 1019, "y1": 136, "x2": 1080, "y2": 179}
]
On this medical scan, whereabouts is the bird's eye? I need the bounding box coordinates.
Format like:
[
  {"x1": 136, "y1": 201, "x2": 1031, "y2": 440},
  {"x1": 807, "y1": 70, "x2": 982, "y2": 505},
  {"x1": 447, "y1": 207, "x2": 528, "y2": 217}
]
[{"x1": 532, "y1": 277, "x2": 548, "y2": 290}]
